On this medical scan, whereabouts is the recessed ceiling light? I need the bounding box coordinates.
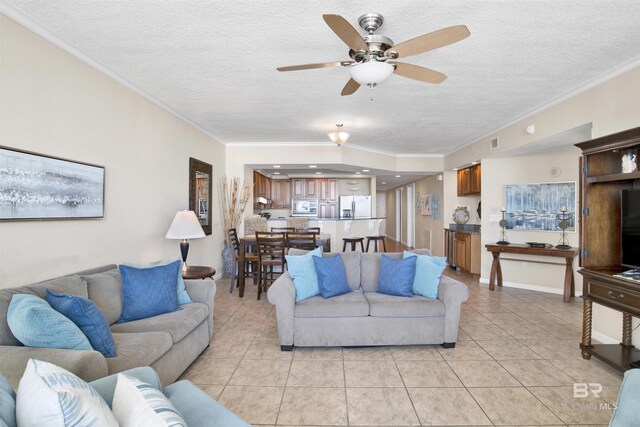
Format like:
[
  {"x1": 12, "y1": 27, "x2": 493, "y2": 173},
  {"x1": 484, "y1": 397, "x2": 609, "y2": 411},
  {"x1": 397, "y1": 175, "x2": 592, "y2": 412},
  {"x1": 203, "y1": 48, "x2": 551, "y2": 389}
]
[
  {"x1": 273, "y1": 172, "x2": 280, "y2": 175},
  {"x1": 453, "y1": 168, "x2": 458, "y2": 171},
  {"x1": 362, "y1": 169, "x2": 370, "y2": 172},
  {"x1": 315, "y1": 171, "x2": 322, "y2": 175},
  {"x1": 355, "y1": 172, "x2": 362, "y2": 175},
  {"x1": 471, "y1": 161, "x2": 478, "y2": 165},
  {"x1": 309, "y1": 165, "x2": 317, "y2": 168},
  {"x1": 273, "y1": 165, "x2": 281, "y2": 168},
  {"x1": 381, "y1": 181, "x2": 387, "y2": 185},
  {"x1": 395, "y1": 175, "x2": 401, "y2": 178}
]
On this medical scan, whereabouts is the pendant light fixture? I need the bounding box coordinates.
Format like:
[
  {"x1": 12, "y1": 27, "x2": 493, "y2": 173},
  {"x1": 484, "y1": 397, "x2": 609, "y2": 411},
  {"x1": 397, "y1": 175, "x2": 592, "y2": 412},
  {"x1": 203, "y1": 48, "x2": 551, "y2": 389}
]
[{"x1": 328, "y1": 124, "x2": 350, "y2": 147}]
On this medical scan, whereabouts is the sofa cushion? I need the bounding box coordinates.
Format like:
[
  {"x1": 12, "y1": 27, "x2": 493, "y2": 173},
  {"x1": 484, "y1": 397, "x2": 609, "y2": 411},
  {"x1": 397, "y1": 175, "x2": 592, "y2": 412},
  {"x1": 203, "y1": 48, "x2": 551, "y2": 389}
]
[
  {"x1": 361, "y1": 250, "x2": 431, "y2": 292},
  {"x1": 286, "y1": 247, "x2": 323, "y2": 302},
  {"x1": 0, "y1": 373, "x2": 16, "y2": 427},
  {"x1": 0, "y1": 275, "x2": 88, "y2": 346},
  {"x1": 118, "y1": 261, "x2": 182, "y2": 323},
  {"x1": 403, "y1": 251, "x2": 447, "y2": 299},
  {"x1": 122, "y1": 257, "x2": 192, "y2": 305},
  {"x1": 364, "y1": 292, "x2": 445, "y2": 317},
  {"x1": 107, "y1": 332, "x2": 172, "y2": 375},
  {"x1": 377, "y1": 255, "x2": 416, "y2": 297},
  {"x1": 112, "y1": 374, "x2": 186, "y2": 426},
  {"x1": 313, "y1": 254, "x2": 352, "y2": 299},
  {"x1": 110, "y1": 303, "x2": 208, "y2": 344},
  {"x1": 46, "y1": 290, "x2": 117, "y2": 357},
  {"x1": 8, "y1": 294, "x2": 92, "y2": 351},
  {"x1": 83, "y1": 269, "x2": 123, "y2": 325},
  {"x1": 295, "y1": 291, "x2": 369, "y2": 318}
]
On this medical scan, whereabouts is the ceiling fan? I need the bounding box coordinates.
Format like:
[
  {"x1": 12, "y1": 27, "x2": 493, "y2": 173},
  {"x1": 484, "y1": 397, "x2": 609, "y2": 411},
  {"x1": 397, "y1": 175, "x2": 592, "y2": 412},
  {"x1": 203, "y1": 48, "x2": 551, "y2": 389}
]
[{"x1": 277, "y1": 13, "x2": 470, "y2": 96}]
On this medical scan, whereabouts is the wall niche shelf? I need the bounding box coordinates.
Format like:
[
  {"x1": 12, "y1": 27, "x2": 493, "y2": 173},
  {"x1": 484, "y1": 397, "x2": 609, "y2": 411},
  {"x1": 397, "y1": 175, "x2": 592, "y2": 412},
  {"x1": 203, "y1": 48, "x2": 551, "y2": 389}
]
[{"x1": 587, "y1": 170, "x2": 640, "y2": 184}]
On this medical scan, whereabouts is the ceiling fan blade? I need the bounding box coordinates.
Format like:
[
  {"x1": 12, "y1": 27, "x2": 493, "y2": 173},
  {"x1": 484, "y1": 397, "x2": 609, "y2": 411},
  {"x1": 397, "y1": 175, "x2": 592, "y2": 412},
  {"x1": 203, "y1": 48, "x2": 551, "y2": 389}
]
[
  {"x1": 323, "y1": 14, "x2": 369, "y2": 52},
  {"x1": 389, "y1": 25, "x2": 470, "y2": 59},
  {"x1": 341, "y1": 78, "x2": 361, "y2": 96},
  {"x1": 391, "y1": 62, "x2": 447, "y2": 84},
  {"x1": 277, "y1": 61, "x2": 351, "y2": 72}
]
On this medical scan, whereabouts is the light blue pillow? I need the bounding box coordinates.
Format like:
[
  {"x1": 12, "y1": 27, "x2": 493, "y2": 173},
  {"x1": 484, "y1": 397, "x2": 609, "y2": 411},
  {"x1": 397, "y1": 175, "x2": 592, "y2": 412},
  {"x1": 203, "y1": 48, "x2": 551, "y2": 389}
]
[
  {"x1": 377, "y1": 254, "x2": 416, "y2": 297},
  {"x1": 312, "y1": 254, "x2": 352, "y2": 299},
  {"x1": 0, "y1": 373, "x2": 16, "y2": 427},
  {"x1": 46, "y1": 290, "x2": 116, "y2": 357},
  {"x1": 286, "y1": 247, "x2": 322, "y2": 302},
  {"x1": 403, "y1": 251, "x2": 447, "y2": 299},
  {"x1": 7, "y1": 294, "x2": 91, "y2": 351},
  {"x1": 122, "y1": 257, "x2": 191, "y2": 305},
  {"x1": 117, "y1": 260, "x2": 182, "y2": 323}
]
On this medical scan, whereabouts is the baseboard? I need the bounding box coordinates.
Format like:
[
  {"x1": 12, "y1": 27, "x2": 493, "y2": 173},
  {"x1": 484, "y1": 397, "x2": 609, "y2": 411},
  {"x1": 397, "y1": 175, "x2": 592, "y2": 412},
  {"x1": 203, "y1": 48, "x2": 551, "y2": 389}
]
[
  {"x1": 479, "y1": 277, "x2": 583, "y2": 297},
  {"x1": 592, "y1": 330, "x2": 619, "y2": 344}
]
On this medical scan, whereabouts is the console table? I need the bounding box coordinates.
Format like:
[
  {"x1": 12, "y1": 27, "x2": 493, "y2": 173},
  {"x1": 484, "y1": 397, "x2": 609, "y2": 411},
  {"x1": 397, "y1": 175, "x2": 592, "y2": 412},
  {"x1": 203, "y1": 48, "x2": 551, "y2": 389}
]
[
  {"x1": 579, "y1": 268, "x2": 640, "y2": 372},
  {"x1": 485, "y1": 244, "x2": 579, "y2": 302}
]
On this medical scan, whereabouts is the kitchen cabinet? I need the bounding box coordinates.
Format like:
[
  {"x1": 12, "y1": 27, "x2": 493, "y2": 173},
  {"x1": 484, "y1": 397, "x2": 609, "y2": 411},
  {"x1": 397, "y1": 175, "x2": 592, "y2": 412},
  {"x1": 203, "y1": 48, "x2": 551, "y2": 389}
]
[
  {"x1": 291, "y1": 178, "x2": 320, "y2": 198},
  {"x1": 317, "y1": 178, "x2": 338, "y2": 218},
  {"x1": 444, "y1": 229, "x2": 481, "y2": 274},
  {"x1": 305, "y1": 179, "x2": 317, "y2": 197},
  {"x1": 253, "y1": 171, "x2": 271, "y2": 208},
  {"x1": 457, "y1": 164, "x2": 481, "y2": 196},
  {"x1": 270, "y1": 179, "x2": 291, "y2": 209},
  {"x1": 292, "y1": 179, "x2": 305, "y2": 198}
]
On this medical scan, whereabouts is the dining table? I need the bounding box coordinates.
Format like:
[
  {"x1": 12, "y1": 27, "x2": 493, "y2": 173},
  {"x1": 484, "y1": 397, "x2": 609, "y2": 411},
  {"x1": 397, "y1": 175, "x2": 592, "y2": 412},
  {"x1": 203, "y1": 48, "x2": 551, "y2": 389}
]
[{"x1": 237, "y1": 233, "x2": 331, "y2": 298}]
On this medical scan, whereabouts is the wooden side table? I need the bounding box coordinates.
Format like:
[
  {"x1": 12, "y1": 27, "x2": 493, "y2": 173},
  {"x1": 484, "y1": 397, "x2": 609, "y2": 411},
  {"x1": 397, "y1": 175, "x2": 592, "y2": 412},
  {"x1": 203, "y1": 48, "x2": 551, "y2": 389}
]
[{"x1": 182, "y1": 266, "x2": 216, "y2": 280}]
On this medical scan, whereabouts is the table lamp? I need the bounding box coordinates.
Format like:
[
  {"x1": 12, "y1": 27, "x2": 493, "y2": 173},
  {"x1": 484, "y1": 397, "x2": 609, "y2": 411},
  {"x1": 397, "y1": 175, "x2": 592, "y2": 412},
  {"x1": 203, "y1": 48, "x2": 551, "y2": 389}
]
[{"x1": 165, "y1": 210, "x2": 206, "y2": 272}]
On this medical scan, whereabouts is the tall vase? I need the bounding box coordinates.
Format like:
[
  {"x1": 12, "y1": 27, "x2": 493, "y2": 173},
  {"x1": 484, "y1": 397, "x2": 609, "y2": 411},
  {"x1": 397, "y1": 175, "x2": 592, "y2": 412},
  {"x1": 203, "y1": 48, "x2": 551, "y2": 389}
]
[{"x1": 221, "y1": 244, "x2": 234, "y2": 278}]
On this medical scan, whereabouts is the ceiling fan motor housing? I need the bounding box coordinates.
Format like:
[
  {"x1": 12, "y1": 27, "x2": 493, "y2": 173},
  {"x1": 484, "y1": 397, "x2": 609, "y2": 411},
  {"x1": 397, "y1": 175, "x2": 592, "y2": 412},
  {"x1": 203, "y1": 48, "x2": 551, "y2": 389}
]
[
  {"x1": 358, "y1": 13, "x2": 384, "y2": 34},
  {"x1": 349, "y1": 35, "x2": 395, "y2": 62}
]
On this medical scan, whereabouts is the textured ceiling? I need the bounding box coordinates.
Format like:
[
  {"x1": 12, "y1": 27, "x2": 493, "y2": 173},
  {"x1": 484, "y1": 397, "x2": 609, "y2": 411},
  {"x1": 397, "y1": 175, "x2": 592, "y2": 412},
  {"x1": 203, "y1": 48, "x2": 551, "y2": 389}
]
[{"x1": 5, "y1": 0, "x2": 640, "y2": 154}]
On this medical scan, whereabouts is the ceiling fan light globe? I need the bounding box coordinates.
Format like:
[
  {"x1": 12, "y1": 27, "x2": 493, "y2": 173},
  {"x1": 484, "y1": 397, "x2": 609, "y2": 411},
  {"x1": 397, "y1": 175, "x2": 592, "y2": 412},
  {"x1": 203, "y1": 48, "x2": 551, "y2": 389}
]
[
  {"x1": 328, "y1": 131, "x2": 350, "y2": 146},
  {"x1": 349, "y1": 61, "x2": 394, "y2": 86}
]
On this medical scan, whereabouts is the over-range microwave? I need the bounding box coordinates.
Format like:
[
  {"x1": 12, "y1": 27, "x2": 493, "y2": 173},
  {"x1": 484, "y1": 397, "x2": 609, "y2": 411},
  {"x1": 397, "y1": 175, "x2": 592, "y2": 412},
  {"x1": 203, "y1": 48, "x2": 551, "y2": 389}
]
[{"x1": 291, "y1": 199, "x2": 318, "y2": 217}]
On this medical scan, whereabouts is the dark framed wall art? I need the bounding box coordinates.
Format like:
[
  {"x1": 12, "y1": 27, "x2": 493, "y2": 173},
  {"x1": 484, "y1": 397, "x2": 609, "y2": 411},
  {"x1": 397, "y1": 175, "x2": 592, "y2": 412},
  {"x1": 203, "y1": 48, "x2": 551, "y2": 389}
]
[
  {"x1": 0, "y1": 146, "x2": 105, "y2": 221},
  {"x1": 189, "y1": 157, "x2": 212, "y2": 235}
]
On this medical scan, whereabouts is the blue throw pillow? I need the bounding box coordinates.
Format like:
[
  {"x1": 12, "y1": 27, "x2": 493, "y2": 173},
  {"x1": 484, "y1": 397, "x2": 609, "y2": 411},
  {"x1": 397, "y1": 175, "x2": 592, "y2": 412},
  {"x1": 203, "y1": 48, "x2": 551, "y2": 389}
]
[
  {"x1": 377, "y1": 254, "x2": 416, "y2": 297},
  {"x1": 7, "y1": 294, "x2": 92, "y2": 351},
  {"x1": 403, "y1": 251, "x2": 447, "y2": 299},
  {"x1": 122, "y1": 257, "x2": 192, "y2": 305},
  {"x1": 286, "y1": 247, "x2": 322, "y2": 302},
  {"x1": 0, "y1": 372, "x2": 16, "y2": 427},
  {"x1": 46, "y1": 290, "x2": 117, "y2": 357},
  {"x1": 117, "y1": 260, "x2": 182, "y2": 323},
  {"x1": 312, "y1": 254, "x2": 351, "y2": 299}
]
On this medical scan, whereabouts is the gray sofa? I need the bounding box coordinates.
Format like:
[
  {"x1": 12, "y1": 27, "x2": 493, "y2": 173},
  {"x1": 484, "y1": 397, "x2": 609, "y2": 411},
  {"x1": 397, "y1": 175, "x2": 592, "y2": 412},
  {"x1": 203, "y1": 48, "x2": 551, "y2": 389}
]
[
  {"x1": 0, "y1": 366, "x2": 249, "y2": 427},
  {"x1": 0, "y1": 264, "x2": 215, "y2": 388},
  {"x1": 268, "y1": 250, "x2": 468, "y2": 350}
]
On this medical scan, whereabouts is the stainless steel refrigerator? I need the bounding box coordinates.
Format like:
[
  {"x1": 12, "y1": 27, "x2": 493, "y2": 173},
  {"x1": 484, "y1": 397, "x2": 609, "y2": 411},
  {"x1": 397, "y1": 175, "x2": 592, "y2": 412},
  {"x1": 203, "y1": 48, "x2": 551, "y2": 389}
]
[{"x1": 339, "y1": 195, "x2": 372, "y2": 219}]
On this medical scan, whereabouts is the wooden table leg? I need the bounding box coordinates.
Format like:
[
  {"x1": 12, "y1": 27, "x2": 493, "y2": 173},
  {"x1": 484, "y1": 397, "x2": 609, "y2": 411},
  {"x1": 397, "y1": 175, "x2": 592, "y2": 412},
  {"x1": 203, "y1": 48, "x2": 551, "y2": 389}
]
[
  {"x1": 563, "y1": 257, "x2": 573, "y2": 302},
  {"x1": 496, "y1": 256, "x2": 503, "y2": 287},
  {"x1": 489, "y1": 252, "x2": 500, "y2": 290},
  {"x1": 238, "y1": 240, "x2": 246, "y2": 298},
  {"x1": 622, "y1": 313, "x2": 633, "y2": 348},
  {"x1": 581, "y1": 298, "x2": 593, "y2": 359}
]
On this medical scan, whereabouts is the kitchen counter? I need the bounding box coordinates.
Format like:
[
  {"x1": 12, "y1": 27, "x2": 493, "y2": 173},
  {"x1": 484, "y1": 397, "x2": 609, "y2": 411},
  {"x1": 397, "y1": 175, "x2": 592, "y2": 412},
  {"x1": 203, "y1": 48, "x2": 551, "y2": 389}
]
[
  {"x1": 446, "y1": 223, "x2": 481, "y2": 234},
  {"x1": 266, "y1": 217, "x2": 387, "y2": 221}
]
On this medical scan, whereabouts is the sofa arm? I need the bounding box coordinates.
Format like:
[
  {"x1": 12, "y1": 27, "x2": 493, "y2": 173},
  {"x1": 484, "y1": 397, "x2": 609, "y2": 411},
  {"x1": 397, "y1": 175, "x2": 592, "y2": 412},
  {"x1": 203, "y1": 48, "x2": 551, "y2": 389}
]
[
  {"x1": 267, "y1": 272, "x2": 296, "y2": 348},
  {"x1": 438, "y1": 276, "x2": 469, "y2": 344},
  {"x1": 90, "y1": 366, "x2": 162, "y2": 407},
  {"x1": 185, "y1": 278, "x2": 216, "y2": 339},
  {"x1": 0, "y1": 345, "x2": 108, "y2": 389}
]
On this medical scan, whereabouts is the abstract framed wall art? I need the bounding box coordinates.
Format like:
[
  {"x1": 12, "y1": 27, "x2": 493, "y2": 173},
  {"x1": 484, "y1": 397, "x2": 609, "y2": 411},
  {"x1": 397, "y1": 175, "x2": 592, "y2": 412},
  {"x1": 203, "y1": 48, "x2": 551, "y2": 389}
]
[
  {"x1": 505, "y1": 181, "x2": 576, "y2": 232},
  {"x1": 0, "y1": 146, "x2": 104, "y2": 221}
]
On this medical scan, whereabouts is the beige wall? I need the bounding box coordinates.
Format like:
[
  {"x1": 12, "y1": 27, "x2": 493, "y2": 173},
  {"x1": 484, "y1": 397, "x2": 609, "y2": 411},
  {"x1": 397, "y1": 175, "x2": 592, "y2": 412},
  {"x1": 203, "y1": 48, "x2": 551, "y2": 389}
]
[
  {"x1": 0, "y1": 15, "x2": 226, "y2": 286},
  {"x1": 384, "y1": 176, "x2": 445, "y2": 256},
  {"x1": 444, "y1": 66, "x2": 640, "y2": 344}
]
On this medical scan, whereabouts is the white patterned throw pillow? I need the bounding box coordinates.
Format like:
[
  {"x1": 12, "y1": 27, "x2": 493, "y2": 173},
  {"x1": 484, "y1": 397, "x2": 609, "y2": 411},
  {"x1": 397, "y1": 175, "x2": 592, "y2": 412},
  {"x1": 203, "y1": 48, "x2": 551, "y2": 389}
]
[
  {"x1": 16, "y1": 359, "x2": 118, "y2": 427},
  {"x1": 112, "y1": 374, "x2": 186, "y2": 427}
]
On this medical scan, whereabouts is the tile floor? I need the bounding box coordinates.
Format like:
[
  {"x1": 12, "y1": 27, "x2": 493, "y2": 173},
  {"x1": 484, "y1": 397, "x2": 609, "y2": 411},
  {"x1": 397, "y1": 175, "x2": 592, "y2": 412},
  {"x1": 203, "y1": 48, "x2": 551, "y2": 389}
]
[{"x1": 179, "y1": 268, "x2": 622, "y2": 426}]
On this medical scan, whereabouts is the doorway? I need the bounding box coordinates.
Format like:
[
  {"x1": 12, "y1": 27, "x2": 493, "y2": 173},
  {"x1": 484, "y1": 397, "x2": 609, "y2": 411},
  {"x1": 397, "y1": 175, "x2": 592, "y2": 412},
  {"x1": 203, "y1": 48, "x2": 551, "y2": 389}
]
[
  {"x1": 395, "y1": 188, "x2": 403, "y2": 242},
  {"x1": 406, "y1": 183, "x2": 415, "y2": 248}
]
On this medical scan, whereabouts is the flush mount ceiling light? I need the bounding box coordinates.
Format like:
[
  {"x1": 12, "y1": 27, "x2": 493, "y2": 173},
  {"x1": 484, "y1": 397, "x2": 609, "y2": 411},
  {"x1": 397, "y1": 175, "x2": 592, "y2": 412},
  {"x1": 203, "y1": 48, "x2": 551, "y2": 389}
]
[
  {"x1": 362, "y1": 169, "x2": 370, "y2": 172},
  {"x1": 328, "y1": 124, "x2": 350, "y2": 147},
  {"x1": 309, "y1": 165, "x2": 318, "y2": 168},
  {"x1": 273, "y1": 165, "x2": 281, "y2": 168}
]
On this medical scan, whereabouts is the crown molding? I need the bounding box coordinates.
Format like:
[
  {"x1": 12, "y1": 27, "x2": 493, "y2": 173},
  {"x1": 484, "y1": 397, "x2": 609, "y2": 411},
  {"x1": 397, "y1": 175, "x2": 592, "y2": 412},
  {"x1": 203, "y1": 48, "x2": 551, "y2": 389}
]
[
  {"x1": 0, "y1": 2, "x2": 224, "y2": 145},
  {"x1": 446, "y1": 54, "x2": 640, "y2": 156}
]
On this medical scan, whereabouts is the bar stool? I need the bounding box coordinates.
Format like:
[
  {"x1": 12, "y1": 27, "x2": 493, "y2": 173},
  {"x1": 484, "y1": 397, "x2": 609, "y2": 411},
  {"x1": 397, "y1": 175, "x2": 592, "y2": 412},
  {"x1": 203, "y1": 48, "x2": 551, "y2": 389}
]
[
  {"x1": 366, "y1": 235, "x2": 387, "y2": 252},
  {"x1": 342, "y1": 237, "x2": 365, "y2": 252}
]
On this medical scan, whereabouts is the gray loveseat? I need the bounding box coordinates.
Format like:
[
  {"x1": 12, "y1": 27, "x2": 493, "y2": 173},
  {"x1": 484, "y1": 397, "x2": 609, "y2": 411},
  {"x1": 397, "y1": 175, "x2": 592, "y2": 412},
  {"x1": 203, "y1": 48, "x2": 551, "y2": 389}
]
[
  {"x1": 268, "y1": 250, "x2": 468, "y2": 351},
  {"x1": 0, "y1": 264, "x2": 215, "y2": 388}
]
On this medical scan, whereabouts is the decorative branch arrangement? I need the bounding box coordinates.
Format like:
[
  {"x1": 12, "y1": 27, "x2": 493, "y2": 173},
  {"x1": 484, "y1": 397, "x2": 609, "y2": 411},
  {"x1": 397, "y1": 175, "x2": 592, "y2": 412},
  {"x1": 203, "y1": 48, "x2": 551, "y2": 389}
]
[{"x1": 218, "y1": 176, "x2": 250, "y2": 244}]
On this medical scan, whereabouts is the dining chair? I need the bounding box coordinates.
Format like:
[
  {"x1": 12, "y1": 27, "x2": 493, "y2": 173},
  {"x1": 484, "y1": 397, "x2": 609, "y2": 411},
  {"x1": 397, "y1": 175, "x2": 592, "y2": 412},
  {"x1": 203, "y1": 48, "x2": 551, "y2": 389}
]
[
  {"x1": 286, "y1": 231, "x2": 318, "y2": 251},
  {"x1": 295, "y1": 227, "x2": 321, "y2": 234},
  {"x1": 227, "y1": 228, "x2": 258, "y2": 293},
  {"x1": 255, "y1": 232, "x2": 287, "y2": 300},
  {"x1": 271, "y1": 227, "x2": 295, "y2": 233}
]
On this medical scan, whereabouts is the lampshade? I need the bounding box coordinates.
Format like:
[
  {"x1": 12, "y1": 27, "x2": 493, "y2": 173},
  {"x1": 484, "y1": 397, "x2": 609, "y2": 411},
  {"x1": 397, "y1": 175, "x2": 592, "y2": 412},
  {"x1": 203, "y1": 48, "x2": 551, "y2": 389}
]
[
  {"x1": 349, "y1": 61, "x2": 394, "y2": 86},
  {"x1": 328, "y1": 124, "x2": 350, "y2": 147},
  {"x1": 165, "y1": 210, "x2": 206, "y2": 240}
]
